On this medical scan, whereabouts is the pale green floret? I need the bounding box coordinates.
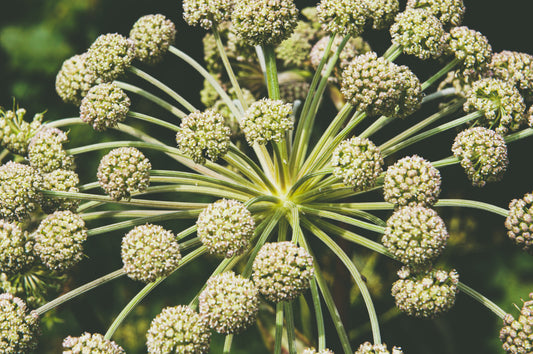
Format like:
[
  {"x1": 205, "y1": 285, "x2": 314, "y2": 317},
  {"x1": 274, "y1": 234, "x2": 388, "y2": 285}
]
[
  {"x1": 489, "y1": 50, "x2": 533, "y2": 100},
  {"x1": 391, "y1": 266, "x2": 459, "y2": 318},
  {"x1": 0, "y1": 293, "x2": 40, "y2": 353},
  {"x1": 0, "y1": 220, "x2": 34, "y2": 274},
  {"x1": 85, "y1": 33, "x2": 135, "y2": 82},
  {"x1": 276, "y1": 21, "x2": 315, "y2": 67},
  {"x1": 382, "y1": 206, "x2": 449, "y2": 267},
  {"x1": 383, "y1": 155, "x2": 441, "y2": 208},
  {"x1": 231, "y1": 0, "x2": 299, "y2": 46},
  {"x1": 33, "y1": 210, "x2": 87, "y2": 272},
  {"x1": 341, "y1": 52, "x2": 422, "y2": 118},
  {"x1": 331, "y1": 137, "x2": 383, "y2": 190},
  {"x1": 40, "y1": 169, "x2": 80, "y2": 213},
  {"x1": 55, "y1": 53, "x2": 98, "y2": 105},
  {"x1": 406, "y1": 0, "x2": 465, "y2": 28},
  {"x1": 364, "y1": 0, "x2": 399, "y2": 30},
  {"x1": 121, "y1": 224, "x2": 181, "y2": 283},
  {"x1": 240, "y1": 98, "x2": 293, "y2": 145},
  {"x1": 505, "y1": 192, "x2": 533, "y2": 255},
  {"x1": 146, "y1": 305, "x2": 211, "y2": 354},
  {"x1": 62, "y1": 332, "x2": 125, "y2": 353},
  {"x1": 310, "y1": 36, "x2": 371, "y2": 83},
  {"x1": 316, "y1": 0, "x2": 369, "y2": 37},
  {"x1": 176, "y1": 109, "x2": 231, "y2": 164},
  {"x1": 302, "y1": 348, "x2": 335, "y2": 354},
  {"x1": 0, "y1": 161, "x2": 43, "y2": 222},
  {"x1": 447, "y1": 26, "x2": 492, "y2": 77},
  {"x1": 183, "y1": 0, "x2": 233, "y2": 30},
  {"x1": 451, "y1": 127, "x2": 508, "y2": 187},
  {"x1": 199, "y1": 271, "x2": 259, "y2": 334},
  {"x1": 500, "y1": 293, "x2": 533, "y2": 353},
  {"x1": 27, "y1": 127, "x2": 75, "y2": 173},
  {"x1": 79, "y1": 82, "x2": 131, "y2": 131},
  {"x1": 129, "y1": 14, "x2": 176, "y2": 64},
  {"x1": 97, "y1": 147, "x2": 151, "y2": 201},
  {"x1": 390, "y1": 8, "x2": 448, "y2": 60},
  {"x1": 464, "y1": 77, "x2": 526, "y2": 135},
  {"x1": 197, "y1": 199, "x2": 255, "y2": 258},
  {"x1": 528, "y1": 105, "x2": 533, "y2": 127},
  {"x1": 354, "y1": 341, "x2": 404, "y2": 354},
  {"x1": 252, "y1": 241, "x2": 314, "y2": 303},
  {"x1": 0, "y1": 107, "x2": 43, "y2": 155}
]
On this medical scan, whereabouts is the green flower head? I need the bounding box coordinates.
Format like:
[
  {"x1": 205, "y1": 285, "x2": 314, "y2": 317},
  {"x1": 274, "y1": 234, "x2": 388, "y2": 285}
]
[
  {"x1": 62, "y1": 332, "x2": 125, "y2": 353},
  {"x1": 129, "y1": 14, "x2": 176, "y2": 64}
]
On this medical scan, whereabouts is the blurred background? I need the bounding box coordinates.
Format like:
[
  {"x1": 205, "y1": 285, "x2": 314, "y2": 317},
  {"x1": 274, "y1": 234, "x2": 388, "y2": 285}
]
[{"x1": 1, "y1": 0, "x2": 533, "y2": 353}]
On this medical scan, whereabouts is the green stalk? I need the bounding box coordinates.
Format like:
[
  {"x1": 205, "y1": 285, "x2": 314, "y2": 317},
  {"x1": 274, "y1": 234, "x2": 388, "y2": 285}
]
[
  {"x1": 382, "y1": 111, "x2": 483, "y2": 157},
  {"x1": 227, "y1": 145, "x2": 277, "y2": 194},
  {"x1": 457, "y1": 282, "x2": 506, "y2": 319},
  {"x1": 86, "y1": 211, "x2": 201, "y2": 237},
  {"x1": 223, "y1": 335, "x2": 234, "y2": 354},
  {"x1": 382, "y1": 43, "x2": 402, "y2": 62},
  {"x1": 431, "y1": 156, "x2": 459, "y2": 168},
  {"x1": 41, "y1": 190, "x2": 206, "y2": 210},
  {"x1": 358, "y1": 115, "x2": 395, "y2": 139},
  {"x1": 435, "y1": 199, "x2": 509, "y2": 217},
  {"x1": 299, "y1": 234, "x2": 352, "y2": 354},
  {"x1": 167, "y1": 46, "x2": 276, "y2": 179},
  {"x1": 422, "y1": 87, "x2": 457, "y2": 104},
  {"x1": 128, "y1": 66, "x2": 197, "y2": 112},
  {"x1": 306, "y1": 203, "x2": 387, "y2": 227},
  {"x1": 297, "y1": 103, "x2": 354, "y2": 178},
  {"x1": 315, "y1": 218, "x2": 392, "y2": 258},
  {"x1": 274, "y1": 302, "x2": 284, "y2": 354},
  {"x1": 309, "y1": 278, "x2": 326, "y2": 351},
  {"x1": 421, "y1": 58, "x2": 460, "y2": 91},
  {"x1": 35, "y1": 269, "x2": 125, "y2": 315},
  {"x1": 104, "y1": 246, "x2": 207, "y2": 340},
  {"x1": 146, "y1": 180, "x2": 255, "y2": 201},
  {"x1": 285, "y1": 301, "x2": 297, "y2": 354},
  {"x1": 299, "y1": 206, "x2": 385, "y2": 234},
  {"x1": 127, "y1": 111, "x2": 181, "y2": 132},
  {"x1": 242, "y1": 208, "x2": 286, "y2": 278},
  {"x1": 303, "y1": 218, "x2": 382, "y2": 345},
  {"x1": 212, "y1": 25, "x2": 248, "y2": 111},
  {"x1": 504, "y1": 127, "x2": 533, "y2": 143},
  {"x1": 80, "y1": 209, "x2": 179, "y2": 221},
  {"x1": 151, "y1": 169, "x2": 263, "y2": 196},
  {"x1": 290, "y1": 35, "x2": 336, "y2": 170},
  {"x1": 262, "y1": 44, "x2": 281, "y2": 100},
  {"x1": 379, "y1": 100, "x2": 464, "y2": 152},
  {"x1": 114, "y1": 81, "x2": 186, "y2": 119},
  {"x1": 286, "y1": 169, "x2": 332, "y2": 199}
]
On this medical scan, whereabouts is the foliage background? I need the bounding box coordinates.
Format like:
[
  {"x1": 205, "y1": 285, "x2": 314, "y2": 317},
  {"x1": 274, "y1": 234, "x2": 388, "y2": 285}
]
[{"x1": 1, "y1": 0, "x2": 533, "y2": 353}]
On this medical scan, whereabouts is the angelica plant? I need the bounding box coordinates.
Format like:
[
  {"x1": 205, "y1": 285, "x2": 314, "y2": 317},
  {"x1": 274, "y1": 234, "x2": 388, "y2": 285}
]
[{"x1": 2, "y1": 0, "x2": 533, "y2": 353}]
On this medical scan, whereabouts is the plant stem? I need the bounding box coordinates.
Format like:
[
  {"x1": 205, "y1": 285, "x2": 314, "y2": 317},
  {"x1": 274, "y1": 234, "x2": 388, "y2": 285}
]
[
  {"x1": 104, "y1": 246, "x2": 207, "y2": 340},
  {"x1": 35, "y1": 269, "x2": 125, "y2": 315},
  {"x1": 457, "y1": 282, "x2": 506, "y2": 319},
  {"x1": 435, "y1": 199, "x2": 509, "y2": 217},
  {"x1": 274, "y1": 302, "x2": 284, "y2": 354},
  {"x1": 114, "y1": 81, "x2": 186, "y2": 119},
  {"x1": 262, "y1": 44, "x2": 280, "y2": 100},
  {"x1": 379, "y1": 100, "x2": 464, "y2": 152},
  {"x1": 359, "y1": 115, "x2": 395, "y2": 139},
  {"x1": 422, "y1": 87, "x2": 456, "y2": 104},
  {"x1": 421, "y1": 58, "x2": 460, "y2": 91},
  {"x1": 382, "y1": 111, "x2": 483, "y2": 157},
  {"x1": 127, "y1": 111, "x2": 180, "y2": 132},
  {"x1": 223, "y1": 335, "x2": 234, "y2": 354},
  {"x1": 285, "y1": 301, "x2": 297, "y2": 354},
  {"x1": 128, "y1": 66, "x2": 196, "y2": 112},
  {"x1": 309, "y1": 278, "x2": 326, "y2": 351},
  {"x1": 303, "y1": 218, "x2": 382, "y2": 345},
  {"x1": 299, "y1": 206, "x2": 385, "y2": 234}
]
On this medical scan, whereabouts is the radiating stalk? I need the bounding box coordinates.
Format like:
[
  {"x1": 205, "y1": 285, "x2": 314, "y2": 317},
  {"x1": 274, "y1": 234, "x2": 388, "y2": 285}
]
[
  {"x1": 104, "y1": 246, "x2": 206, "y2": 340},
  {"x1": 128, "y1": 66, "x2": 197, "y2": 112},
  {"x1": 223, "y1": 335, "x2": 234, "y2": 354},
  {"x1": 127, "y1": 111, "x2": 181, "y2": 132},
  {"x1": 299, "y1": 206, "x2": 385, "y2": 234},
  {"x1": 435, "y1": 199, "x2": 509, "y2": 217},
  {"x1": 35, "y1": 269, "x2": 125, "y2": 315},
  {"x1": 457, "y1": 282, "x2": 506, "y2": 319},
  {"x1": 420, "y1": 58, "x2": 460, "y2": 91},
  {"x1": 309, "y1": 278, "x2": 326, "y2": 350},
  {"x1": 285, "y1": 301, "x2": 297, "y2": 354},
  {"x1": 303, "y1": 219, "x2": 382, "y2": 345},
  {"x1": 114, "y1": 81, "x2": 186, "y2": 119},
  {"x1": 274, "y1": 302, "x2": 284, "y2": 354}
]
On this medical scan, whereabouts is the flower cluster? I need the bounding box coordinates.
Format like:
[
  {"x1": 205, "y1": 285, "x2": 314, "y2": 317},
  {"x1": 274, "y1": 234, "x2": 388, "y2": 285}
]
[
  {"x1": 499, "y1": 293, "x2": 533, "y2": 353},
  {"x1": 0, "y1": 293, "x2": 40, "y2": 353},
  {"x1": 354, "y1": 341, "x2": 404, "y2": 354},
  {"x1": 62, "y1": 332, "x2": 125, "y2": 353},
  {"x1": 121, "y1": 224, "x2": 181, "y2": 283},
  {"x1": 505, "y1": 192, "x2": 533, "y2": 254}
]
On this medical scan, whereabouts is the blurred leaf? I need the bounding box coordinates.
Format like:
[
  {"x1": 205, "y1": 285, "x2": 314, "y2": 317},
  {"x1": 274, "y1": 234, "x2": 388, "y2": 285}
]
[{"x1": 0, "y1": 24, "x2": 72, "y2": 75}]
